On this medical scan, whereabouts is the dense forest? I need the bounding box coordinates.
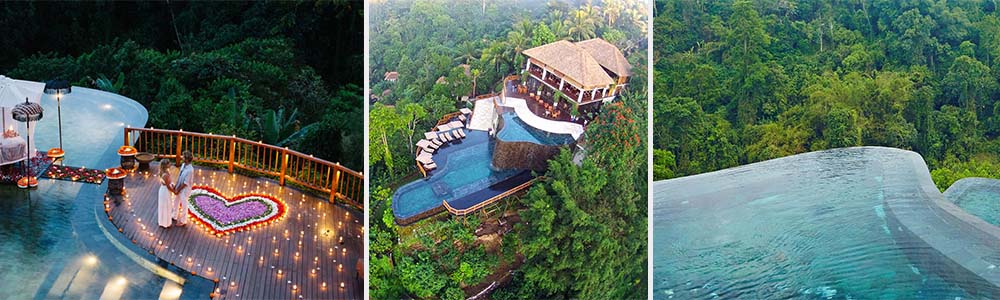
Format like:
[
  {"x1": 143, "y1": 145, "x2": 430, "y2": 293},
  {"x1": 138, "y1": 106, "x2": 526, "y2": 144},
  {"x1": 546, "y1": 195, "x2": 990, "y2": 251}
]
[
  {"x1": 654, "y1": 0, "x2": 1000, "y2": 190},
  {"x1": 0, "y1": 1, "x2": 363, "y2": 170},
  {"x1": 369, "y1": 0, "x2": 648, "y2": 299}
]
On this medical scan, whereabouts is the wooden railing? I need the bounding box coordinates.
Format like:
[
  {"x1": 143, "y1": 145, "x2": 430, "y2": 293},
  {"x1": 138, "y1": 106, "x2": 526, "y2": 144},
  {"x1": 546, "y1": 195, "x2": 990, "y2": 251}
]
[
  {"x1": 124, "y1": 127, "x2": 364, "y2": 210},
  {"x1": 442, "y1": 178, "x2": 536, "y2": 216}
]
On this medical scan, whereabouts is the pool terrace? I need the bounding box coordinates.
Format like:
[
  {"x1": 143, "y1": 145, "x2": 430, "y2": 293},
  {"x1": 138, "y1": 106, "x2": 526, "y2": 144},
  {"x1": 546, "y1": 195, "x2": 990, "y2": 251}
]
[{"x1": 0, "y1": 81, "x2": 365, "y2": 299}]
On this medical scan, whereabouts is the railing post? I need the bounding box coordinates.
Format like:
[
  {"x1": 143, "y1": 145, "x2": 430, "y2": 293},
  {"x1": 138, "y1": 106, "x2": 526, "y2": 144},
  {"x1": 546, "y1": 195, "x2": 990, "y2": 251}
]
[
  {"x1": 175, "y1": 132, "x2": 183, "y2": 164},
  {"x1": 228, "y1": 136, "x2": 236, "y2": 173},
  {"x1": 329, "y1": 165, "x2": 341, "y2": 203},
  {"x1": 279, "y1": 148, "x2": 288, "y2": 186},
  {"x1": 124, "y1": 127, "x2": 130, "y2": 146}
]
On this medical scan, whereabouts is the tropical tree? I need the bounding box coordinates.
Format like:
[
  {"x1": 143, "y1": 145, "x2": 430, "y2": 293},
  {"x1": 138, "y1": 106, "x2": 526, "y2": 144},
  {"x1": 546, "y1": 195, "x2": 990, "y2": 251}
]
[{"x1": 568, "y1": 9, "x2": 597, "y2": 41}]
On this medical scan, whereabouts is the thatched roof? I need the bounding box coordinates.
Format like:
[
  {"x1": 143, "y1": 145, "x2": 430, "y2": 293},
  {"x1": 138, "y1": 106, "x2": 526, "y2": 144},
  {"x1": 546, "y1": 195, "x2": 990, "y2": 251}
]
[
  {"x1": 576, "y1": 38, "x2": 632, "y2": 77},
  {"x1": 384, "y1": 71, "x2": 399, "y2": 81},
  {"x1": 523, "y1": 40, "x2": 614, "y2": 89}
]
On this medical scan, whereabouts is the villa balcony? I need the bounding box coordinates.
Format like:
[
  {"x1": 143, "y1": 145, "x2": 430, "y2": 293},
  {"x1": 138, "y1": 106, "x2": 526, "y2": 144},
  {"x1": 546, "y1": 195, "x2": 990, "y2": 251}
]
[{"x1": 505, "y1": 79, "x2": 601, "y2": 125}]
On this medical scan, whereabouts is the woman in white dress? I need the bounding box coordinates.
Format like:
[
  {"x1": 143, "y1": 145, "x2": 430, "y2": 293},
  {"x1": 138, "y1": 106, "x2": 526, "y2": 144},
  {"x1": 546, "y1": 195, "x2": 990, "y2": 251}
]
[{"x1": 157, "y1": 159, "x2": 176, "y2": 228}]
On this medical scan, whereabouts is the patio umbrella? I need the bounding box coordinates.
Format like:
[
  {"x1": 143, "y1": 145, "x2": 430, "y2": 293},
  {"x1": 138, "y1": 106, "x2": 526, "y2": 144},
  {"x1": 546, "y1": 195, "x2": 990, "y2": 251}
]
[
  {"x1": 43, "y1": 80, "x2": 71, "y2": 94},
  {"x1": 43, "y1": 80, "x2": 70, "y2": 158},
  {"x1": 12, "y1": 97, "x2": 42, "y2": 188}
]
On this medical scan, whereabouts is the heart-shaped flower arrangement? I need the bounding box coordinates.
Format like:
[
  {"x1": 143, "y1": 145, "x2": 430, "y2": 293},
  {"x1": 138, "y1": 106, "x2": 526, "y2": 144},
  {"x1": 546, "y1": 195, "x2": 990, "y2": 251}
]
[{"x1": 186, "y1": 186, "x2": 286, "y2": 237}]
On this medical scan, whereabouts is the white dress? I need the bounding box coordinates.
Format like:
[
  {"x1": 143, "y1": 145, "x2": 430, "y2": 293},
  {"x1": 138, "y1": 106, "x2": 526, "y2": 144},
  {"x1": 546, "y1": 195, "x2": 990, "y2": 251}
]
[{"x1": 157, "y1": 174, "x2": 174, "y2": 228}]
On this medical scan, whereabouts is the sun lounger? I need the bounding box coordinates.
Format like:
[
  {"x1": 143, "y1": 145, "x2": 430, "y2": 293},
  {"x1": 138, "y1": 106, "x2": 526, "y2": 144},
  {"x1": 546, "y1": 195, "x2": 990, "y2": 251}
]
[
  {"x1": 423, "y1": 162, "x2": 437, "y2": 170},
  {"x1": 430, "y1": 138, "x2": 443, "y2": 146},
  {"x1": 439, "y1": 132, "x2": 452, "y2": 142},
  {"x1": 444, "y1": 131, "x2": 455, "y2": 141},
  {"x1": 455, "y1": 129, "x2": 466, "y2": 138}
]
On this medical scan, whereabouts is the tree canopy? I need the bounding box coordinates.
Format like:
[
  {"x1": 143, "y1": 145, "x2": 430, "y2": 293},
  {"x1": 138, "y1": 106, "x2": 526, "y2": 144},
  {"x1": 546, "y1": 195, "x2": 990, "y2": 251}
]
[
  {"x1": 0, "y1": 1, "x2": 363, "y2": 169},
  {"x1": 654, "y1": 0, "x2": 1000, "y2": 191}
]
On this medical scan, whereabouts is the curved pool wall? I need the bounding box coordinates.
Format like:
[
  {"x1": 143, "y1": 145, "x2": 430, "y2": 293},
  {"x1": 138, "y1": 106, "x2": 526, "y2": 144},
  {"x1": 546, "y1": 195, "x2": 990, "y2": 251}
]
[
  {"x1": 944, "y1": 177, "x2": 1000, "y2": 227},
  {"x1": 495, "y1": 112, "x2": 575, "y2": 145},
  {"x1": 653, "y1": 147, "x2": 1000, "y2": 299},
  {"x1": 0, "y1": 85, "x2": 174, "y2": 299},
  {"x1": 492, "y1": 112, "x2": 574, "y2": 172}
]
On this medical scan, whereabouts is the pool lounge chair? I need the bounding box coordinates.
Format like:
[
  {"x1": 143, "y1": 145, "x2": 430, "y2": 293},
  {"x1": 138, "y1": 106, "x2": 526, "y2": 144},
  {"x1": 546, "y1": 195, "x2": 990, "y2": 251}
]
[
  {"x1": 439, "y1": 132, "x2": 452, "y2": 142},
  {"x1": 430, "y1": 138, "x2": 444, "y2": 146},
  {"x1": 416, "y1": 140, "x2": 437, "y2": 152},
  {"x1": 423, "y1": 162, "x2": 437, "y2": 170},
  {"x1": 455, "y1": 128, "x2": 466, "y2": 138},
  {"x1": 444, "y1": 131, "x2": 455, "y2": 141}
]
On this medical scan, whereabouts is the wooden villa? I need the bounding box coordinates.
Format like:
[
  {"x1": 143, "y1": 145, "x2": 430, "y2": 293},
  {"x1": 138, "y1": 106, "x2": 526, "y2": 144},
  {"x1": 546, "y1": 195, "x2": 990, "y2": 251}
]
[{"x1": 522, "y1": 38, "x2": 631, "y2": 106}]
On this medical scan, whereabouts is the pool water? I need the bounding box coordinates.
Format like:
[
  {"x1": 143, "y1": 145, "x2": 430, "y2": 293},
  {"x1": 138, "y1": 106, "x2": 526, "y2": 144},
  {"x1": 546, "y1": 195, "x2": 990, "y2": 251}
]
[
  {"x1": 497, "y1": 112, "x2": 575, "y2": 145},
  {"x1": 654, "y1": 148, "x2": 975, "y2": 299},
  {"x1": 0, "y1": 86, "x2": 162, "y2": 299},
  {"x1": 393, "y1": 130, "x2": 520, "y2": 219},
  {"x1": 945, "y1": 178, "x2": 1000, "y2": 228}
]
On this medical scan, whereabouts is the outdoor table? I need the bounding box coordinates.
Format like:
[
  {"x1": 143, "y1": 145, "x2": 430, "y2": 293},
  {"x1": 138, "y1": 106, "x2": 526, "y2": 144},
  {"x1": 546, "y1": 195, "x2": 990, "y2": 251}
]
[{"x1": 0, "y1": 136, "x2": 26, "y2": 165}]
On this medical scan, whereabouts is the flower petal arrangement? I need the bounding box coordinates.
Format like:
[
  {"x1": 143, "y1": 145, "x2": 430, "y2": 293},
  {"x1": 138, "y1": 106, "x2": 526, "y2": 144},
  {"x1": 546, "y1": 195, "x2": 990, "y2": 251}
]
[
  {"x1": 186, "y1": 186, "x2": 286, "y2": 237},
  {"x1": 43, "y1": 165, "x2": 106, "y2": 184}
]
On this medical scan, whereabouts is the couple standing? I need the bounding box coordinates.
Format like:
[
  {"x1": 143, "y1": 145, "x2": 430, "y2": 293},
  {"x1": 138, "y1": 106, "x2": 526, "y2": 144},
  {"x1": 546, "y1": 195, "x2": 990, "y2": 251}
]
[{"x1": 157, "y1": 150, "x2": 194, "y2": 228}]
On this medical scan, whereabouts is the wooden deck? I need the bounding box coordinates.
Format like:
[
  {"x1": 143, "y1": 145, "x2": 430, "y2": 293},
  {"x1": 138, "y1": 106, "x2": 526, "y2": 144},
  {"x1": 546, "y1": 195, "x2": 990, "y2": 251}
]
[{"x1": 106, "y1": 163, "x2": 362, "y2": 299}]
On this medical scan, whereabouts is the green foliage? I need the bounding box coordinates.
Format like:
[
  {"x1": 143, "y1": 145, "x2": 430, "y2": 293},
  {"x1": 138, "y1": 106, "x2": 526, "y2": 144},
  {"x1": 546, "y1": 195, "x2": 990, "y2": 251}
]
[
  {"x1": 398, "y1": 255, "x2": 449, "y2": 299},
  {"x1": 509, "y1": 149, "x2": 646, "y2": 299},
  {"x1": 653, "y1": 0, "x2": 1000, "y2": 187},
  {"x1": 2, "y1": 2, "x2": 361, "y2": 165},
  {"x1": 95, "y1": 72, "x2": 125, "y2": 94},
  {"x1": 931, "y1": 155, "x2": 1000, "y2": 191}
]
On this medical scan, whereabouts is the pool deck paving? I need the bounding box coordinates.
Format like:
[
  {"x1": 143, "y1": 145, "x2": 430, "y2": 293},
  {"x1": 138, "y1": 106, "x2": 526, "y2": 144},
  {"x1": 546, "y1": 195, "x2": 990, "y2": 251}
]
[{"x1": 106, "y1": 164, "x2": 363, "y2": 299}]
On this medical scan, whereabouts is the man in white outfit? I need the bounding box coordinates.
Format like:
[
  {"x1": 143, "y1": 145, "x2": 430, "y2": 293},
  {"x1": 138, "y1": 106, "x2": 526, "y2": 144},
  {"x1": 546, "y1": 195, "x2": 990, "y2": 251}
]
[{"x1": 173, "y1": 150, "x2": 194, "y2": 226}]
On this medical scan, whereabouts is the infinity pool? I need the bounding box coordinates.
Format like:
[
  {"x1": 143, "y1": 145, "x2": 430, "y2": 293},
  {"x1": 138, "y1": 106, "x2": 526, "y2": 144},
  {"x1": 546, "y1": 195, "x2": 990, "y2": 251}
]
[
  {"x1": 0, "y1": 86, "x2": 159, "y2": 299},
  {"x1": 497, "y1": 112, "x2": 575, "y2": 145},
  {"x1": 945, "y1": 178, "x2": 1000, "y2": 228},
  {"x1": 393, "y1": 130, "x2": 520, "y2": 220},
  {"x1": 653, "y1": 147, "x2": 990, "y2": 299}
]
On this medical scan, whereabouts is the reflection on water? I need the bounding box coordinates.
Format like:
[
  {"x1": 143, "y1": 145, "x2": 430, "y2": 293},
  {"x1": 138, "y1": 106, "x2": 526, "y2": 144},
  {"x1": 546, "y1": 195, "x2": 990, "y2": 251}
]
[{"x1": 0, "y1": 86, "x2": 149, "y2": 299}]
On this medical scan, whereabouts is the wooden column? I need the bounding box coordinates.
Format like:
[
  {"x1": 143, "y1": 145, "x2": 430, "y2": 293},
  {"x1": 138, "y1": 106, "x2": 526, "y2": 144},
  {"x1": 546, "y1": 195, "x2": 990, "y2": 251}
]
[
  {"x1": 279, "y1": 148, "x2": 289, "y2": 186},
  {"x1": 227, "y1": 136, "x2": 236, "y2": 173},
  {"x1": 175, "y1": 132, "x2": 183, "y2": 164},
  {"x1": 330, "y1": 165, "x2": 342, "y2": 202}
]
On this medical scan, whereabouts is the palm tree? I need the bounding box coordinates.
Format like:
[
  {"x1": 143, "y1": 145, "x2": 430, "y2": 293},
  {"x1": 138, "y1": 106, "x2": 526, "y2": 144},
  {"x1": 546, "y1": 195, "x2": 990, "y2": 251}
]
[
  {"x1": 506, "y1": 30, "x2": 529, "y2": 69},
  {"x1": 568, "y1": 9, "x2": 597, "y2": 41},
  {"x1": 481, "y1": 42, "x2": 509, "y2": 75},
  {"x1": 454, "y1": 41, "x2": 479, "y2": 64},
  {"x1": 604, "y1": 0, "x2": 622, "y2": 27},
  {"x1": 550, "y1": 19, "x2": 570, "y2": 40},
  {"x1": 514, "y1": 19, "x2": 533, "y2": 41},
  {"x1": 470, "y1": 69, "x2": 482, "y2": 97}
]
